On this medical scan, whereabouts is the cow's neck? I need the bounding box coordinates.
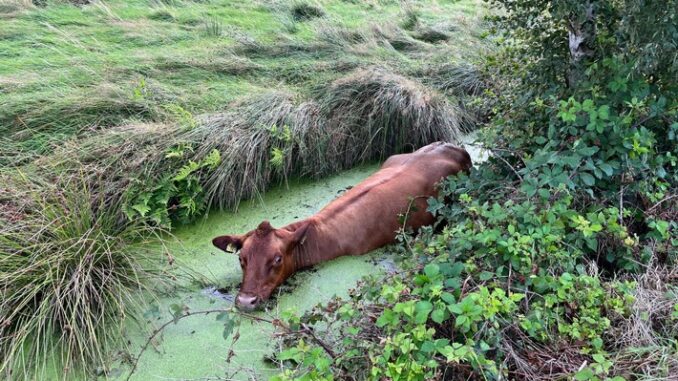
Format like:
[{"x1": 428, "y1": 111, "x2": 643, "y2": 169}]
[{"x1": 290, "y1": 218, "x2": 342, "y2": 270}]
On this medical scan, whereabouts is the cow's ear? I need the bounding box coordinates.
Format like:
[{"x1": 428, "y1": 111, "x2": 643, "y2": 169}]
[
  {"x1": 289, "y1": 221, "x2": 311, "y2": 247},
  {"x1": 212, "y1": 235, "x2": 244, "y2": 253}
]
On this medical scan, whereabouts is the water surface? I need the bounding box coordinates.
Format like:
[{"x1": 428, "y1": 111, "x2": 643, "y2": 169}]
[{"x1": 119, "y1": 137, "x2": 488, "y2": 380}]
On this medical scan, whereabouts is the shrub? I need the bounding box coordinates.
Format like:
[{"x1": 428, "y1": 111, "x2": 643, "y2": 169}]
[{"x1": 269, "y1": 0, "x2": 677, "y2": 379}]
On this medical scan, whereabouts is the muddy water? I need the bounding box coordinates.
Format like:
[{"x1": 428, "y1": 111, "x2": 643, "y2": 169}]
[{"x1": 118, "y1": 137, "x2": 488, "y2": 380}]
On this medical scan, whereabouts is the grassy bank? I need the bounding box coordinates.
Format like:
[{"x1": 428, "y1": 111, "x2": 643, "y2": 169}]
[
  {"x1": 0, "y1": 0, "x2": 490, "y2": 378},
  {"x1": 0, "y1": 0, "x2": 487, "y2": 162}
]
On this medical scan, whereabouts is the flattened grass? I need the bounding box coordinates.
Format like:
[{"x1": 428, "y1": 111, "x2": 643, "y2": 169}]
[{"x1": 1, "y1": 0, "x2": 487, "y2": 158}]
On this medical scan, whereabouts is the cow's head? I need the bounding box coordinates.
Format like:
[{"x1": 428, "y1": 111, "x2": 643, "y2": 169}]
[{"x1": 212, "y1": 220, "x2": 310, "y2": 311}]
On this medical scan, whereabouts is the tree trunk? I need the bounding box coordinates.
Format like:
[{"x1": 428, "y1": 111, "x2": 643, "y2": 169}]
[{"x1": 567, "y1": 2, "x2": 596, "y2": 88}]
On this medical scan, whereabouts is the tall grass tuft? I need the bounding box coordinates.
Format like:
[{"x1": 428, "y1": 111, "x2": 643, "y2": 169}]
[
  {"x1": 400, "y1": 2, "x2": 420, "y2": 30},
  {"x1": 203, "y1": 16, "x2": 223, "y2": 37},
  {"x1": 290, "y1": 1, "x2": 324, "y2": 21},
  {"x1": 421, "y1": 62, "x2": 487, "y2": 96},
  {"x1": 51, "y1": 68, "x2": 462, "y2": 222},
  {"x1": 315, "y1": 67, "x2": 461, "y2": 166},
  {"x1": 183, "y1": 67, "x2": 461, "y2": 211},
  {"x1": 315, "y1": 21, "x2": 422, "y2": 53},
  {"x1": 0, "y1": 81, "x2": 169, "y2": 163},
  {"x1": 0, "y1": 172, "x2": 168, "y2": 380}
]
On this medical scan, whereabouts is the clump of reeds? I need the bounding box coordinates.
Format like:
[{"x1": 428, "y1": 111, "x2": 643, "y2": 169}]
[
  {"x1": 0, "y1": 172, "x2": 169, "y2": 380},
  {"x1": 315, "y1": 67, "x2": 461, "y2": 166},
  {"x1": 0, "y1": 81, "x2": 168, "y2": 162},
  {"x1": 44, "y1": 122, "x2": 181, "y2": 227},
  {"x1": 420, "y1": 62, "x2": 486, "y2": 96},
  {"x1": 203, "y1": 16, "x2": 223, "y2": 37},
  {"x1": 412, "y1": 26, "x2": 450, "y2": 43},
  {"x1": 400, "y1": 2, "x2": 420, "y2": 30},
  {"x1": 183, "y1": 67, "x2": 461, "y2": 210},
  {"x1": 290, "y1": 1, "x2": 325, "y2": 21}
]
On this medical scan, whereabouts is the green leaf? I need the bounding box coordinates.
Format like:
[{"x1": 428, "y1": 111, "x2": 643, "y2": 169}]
[
  {"x1": 278, "y1": 347, "x2": 302, "y2": 362},
  {"x1": 201, "y1": 149, "x2": 221, "y2": 169},
  {"x1": 521, "y1": 182, "x2": 537, "y2": 197},
  {"x1": 598, "y1": 105, "x2": 610, "y2": 120},
  {"x1": 574, "y1": 368, "x2": 594, "y2": 381},
  {"x1": 169, "y1": 303, "x2": 185, "y2": 324},
  {"x1": 132, "y1": 202, "x2": 151, "y2": 217},
  {"x1": 479, "y1": 271, "x2": 494, "y2": 281},
  {"x1": 222, "y1": 320, "x2": 235, "y2": 340},
  {"x1": 174, "y1": 161, "x2": 200, "y2": 181},
  {"x1": 448, "y1": 303, "x2": 463, "y2": 314},
  {"x1": 598, "y1": 163, "x2": 613, "y2": 176},
  {"x1": 376, "y1": 309, "x2": 397, "y2": 328},
  {"x1": 455, "y1": 314, "x2": 468, "y2": 326},
  {"x1": 414, "y1": 301, "x2": 433, "y2": 324},
  {"x1": 441, "y1": 292, "x2": 456, "y2": 305},
  {"x1": 431, "y1": 308, "x2": 446, "y2": 324},
  {"x1": 580, "y1": 172, "x2": 595, "y2": 186},
  {"x1": 424, "y1": 263, "x2": 440, "y2": 277}
]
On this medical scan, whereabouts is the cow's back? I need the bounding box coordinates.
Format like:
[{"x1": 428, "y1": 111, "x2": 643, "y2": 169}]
[{"x1": 316, "y1": 142, "x2": 471, "y2": 256}]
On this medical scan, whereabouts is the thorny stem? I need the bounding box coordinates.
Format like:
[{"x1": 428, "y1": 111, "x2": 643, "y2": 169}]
[
  {"x1": 399, "y1": 195, "x2": 428, "y2": 256},
  {"x1": 489, "y1": 148, "x2": 523, "y2": 182}
]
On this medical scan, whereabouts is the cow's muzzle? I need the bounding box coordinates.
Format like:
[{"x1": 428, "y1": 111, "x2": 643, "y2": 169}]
[{"x1": 235, "y1": 293, "x2": 260, "y2": 311}]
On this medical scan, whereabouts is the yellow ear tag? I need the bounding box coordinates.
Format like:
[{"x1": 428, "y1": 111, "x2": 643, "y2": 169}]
[{"x1": 227, "y1": 243, "x2": 237, "y2": 252}]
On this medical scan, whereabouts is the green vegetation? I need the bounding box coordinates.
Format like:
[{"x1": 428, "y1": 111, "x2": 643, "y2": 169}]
[
  {"x1": 0, "y1": 0, "x2": 485, "y2": 164},
  {"x1": 0, "y1": 173, "x2": 169, "y2": 380},
  {"x1": 269, "y1": 1, "x2": 678, "y2": 380},
  {"x1": 3, "y1": 0, "x2": 674, "y2": 380},
  {"x1": 0, "y1": 0, "x2": 488, "y2": 379}
]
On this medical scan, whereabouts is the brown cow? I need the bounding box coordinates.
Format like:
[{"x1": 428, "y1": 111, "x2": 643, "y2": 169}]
[{"x1": 212, "y1": 142, "x2": 472, "y2": 310}]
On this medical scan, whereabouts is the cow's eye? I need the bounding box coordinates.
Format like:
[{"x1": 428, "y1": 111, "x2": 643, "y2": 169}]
[{"x1": 273, "y1": 255, "x2": 282, "y2": 265}]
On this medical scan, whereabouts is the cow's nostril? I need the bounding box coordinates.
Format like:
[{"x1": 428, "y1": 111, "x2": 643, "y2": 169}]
[{"x1": 236, "y1": 294, "x2": 259, "y2": 310}]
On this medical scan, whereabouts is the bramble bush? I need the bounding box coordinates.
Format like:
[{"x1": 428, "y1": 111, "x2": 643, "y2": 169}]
[{"x1": 271, "y1": 0, "x2": 677, "y2": 380}]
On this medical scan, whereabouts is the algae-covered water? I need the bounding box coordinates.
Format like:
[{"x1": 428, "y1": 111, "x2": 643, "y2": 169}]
[
  {"x1": 118, "y1": 163, "x2": 389, "y2": 381},
  {"x1": 111, "y1": 138, "x2": 487, "y2": 380},
  {"x1": 32, "y1": 139, "x2": 488, "y2": 381}
]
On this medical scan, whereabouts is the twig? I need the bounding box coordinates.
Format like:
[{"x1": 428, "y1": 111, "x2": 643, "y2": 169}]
[
  {"x1": 300, "y1": 323, "x2": 337, "y2": 359},
  {"x1": 645, "y1": 194, "x2": 678, "y2": 214},
  {"x1": 125, "y1": 307, "x2": 337, "y2": 381},
  {"x1": 489, "y1": 148, "x2": 523, "y2": 181},
  {"x1": 630, "y1": 114, "x2": 655, "y2": 130},
  {"x1": 619, "y1": 185, "x2": 625, "y2": 225},
  {"x1": 399, "y1": 195, "x2": 429, "y2": 256},
  {"x1": 125, "y1": 308, "x2": 239, "y2": 381}
]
